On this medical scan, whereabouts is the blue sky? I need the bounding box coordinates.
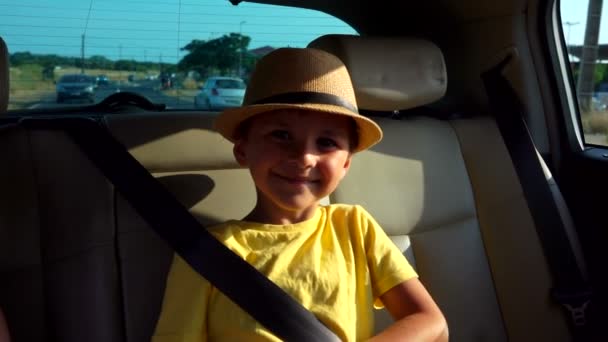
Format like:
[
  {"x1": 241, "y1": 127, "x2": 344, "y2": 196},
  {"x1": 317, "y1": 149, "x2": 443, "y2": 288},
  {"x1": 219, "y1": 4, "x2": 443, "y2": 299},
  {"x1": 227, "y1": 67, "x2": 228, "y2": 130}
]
[
  {"x1": 0, "y1": 0, "x2": 356, "y2": 64},
  {"x1": 560, "y1": 0, "x2": 601, "y2": 46},
  {"x1": 0, "y1": 0, "x2": 602, "y2": 64}
]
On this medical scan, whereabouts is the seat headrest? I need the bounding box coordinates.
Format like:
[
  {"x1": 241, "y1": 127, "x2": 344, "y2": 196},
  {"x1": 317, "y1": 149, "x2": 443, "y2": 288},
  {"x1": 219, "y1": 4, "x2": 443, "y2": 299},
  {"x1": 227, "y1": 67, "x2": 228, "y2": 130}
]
[
  {"x1": 0, "y1": 37, "x2": 8, "y2": 113},
  {"x1": 308, "y1": 35, "x2": 446, "y2": 111}
]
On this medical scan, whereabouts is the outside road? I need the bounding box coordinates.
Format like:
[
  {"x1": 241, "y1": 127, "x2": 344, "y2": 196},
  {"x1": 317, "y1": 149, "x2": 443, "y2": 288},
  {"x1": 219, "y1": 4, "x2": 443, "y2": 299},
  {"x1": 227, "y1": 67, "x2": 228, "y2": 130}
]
[{"x1": 28, "y1": 79, "x2": 197, "y2": 110}]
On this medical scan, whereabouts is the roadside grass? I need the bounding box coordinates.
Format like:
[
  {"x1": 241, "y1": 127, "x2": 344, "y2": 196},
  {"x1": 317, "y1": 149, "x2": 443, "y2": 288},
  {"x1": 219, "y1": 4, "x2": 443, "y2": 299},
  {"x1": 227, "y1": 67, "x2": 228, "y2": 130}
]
[
  {"x1": 9, "y1": 64, "x2": 55, "y2": 110},
  {"x1": 581, "y1": 111, "x2": 608, "y2": 144},
  {"x1": 181, "y1": 77, "x2": 201, "y2": 90},
  {"x1": 161, "y1": 89, "x2": 199, "y2": 97}
]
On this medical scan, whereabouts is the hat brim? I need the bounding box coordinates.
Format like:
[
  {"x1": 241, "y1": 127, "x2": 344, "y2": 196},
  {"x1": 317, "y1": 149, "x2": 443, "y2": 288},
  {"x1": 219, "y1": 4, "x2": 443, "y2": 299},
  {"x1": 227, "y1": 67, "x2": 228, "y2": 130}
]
[{"x1": 214, "y1": 103, "x2": 383, "y2": 152}]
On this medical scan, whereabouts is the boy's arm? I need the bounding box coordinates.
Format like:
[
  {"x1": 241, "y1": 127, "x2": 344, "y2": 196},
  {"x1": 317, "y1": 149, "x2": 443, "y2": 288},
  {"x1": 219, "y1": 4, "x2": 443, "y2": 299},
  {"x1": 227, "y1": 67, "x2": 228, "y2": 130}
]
[
  {"x1": 0, "y1": 308, "x2": 10, "y2": 342},
  {"x1": 369, "y1": 278, "x2": 448, "y2": 342}
]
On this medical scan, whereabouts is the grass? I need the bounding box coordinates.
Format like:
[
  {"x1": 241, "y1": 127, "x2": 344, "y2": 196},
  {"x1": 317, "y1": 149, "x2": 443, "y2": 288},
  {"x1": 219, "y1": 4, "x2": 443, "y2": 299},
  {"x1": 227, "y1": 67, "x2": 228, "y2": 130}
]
[
  {"x1": 581, "y1": 111, "x2": 608, "y2": 144},
  {"x1": 161, "y1": 89, "x2": 199, "y2": 97},
  {"x1": 8, "y1": 64, "x2": 55, "y2": 110}
]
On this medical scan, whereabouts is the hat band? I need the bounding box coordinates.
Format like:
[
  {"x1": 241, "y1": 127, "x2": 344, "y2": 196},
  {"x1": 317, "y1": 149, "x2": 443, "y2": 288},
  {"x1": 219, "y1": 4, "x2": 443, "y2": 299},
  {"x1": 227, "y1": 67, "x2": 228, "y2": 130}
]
[{"x1": 251, "y1": 91, "x2": 358, "y2": 114}]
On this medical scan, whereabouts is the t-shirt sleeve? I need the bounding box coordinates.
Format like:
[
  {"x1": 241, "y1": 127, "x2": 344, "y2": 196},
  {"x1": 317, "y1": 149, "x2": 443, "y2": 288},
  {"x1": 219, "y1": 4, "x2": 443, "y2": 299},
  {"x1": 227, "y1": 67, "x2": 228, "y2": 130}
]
[
  {"x1": 152, "y1": 253, "x2": 210, "y2": 342},
  {"x1": 356, "y1": 206, "x2": 418, "y2": 308}
]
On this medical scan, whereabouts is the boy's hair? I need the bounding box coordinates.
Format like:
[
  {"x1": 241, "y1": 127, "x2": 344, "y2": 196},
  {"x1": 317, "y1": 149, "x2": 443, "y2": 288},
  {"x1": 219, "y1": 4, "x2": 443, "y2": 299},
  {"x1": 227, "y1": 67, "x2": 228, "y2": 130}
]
[{"x1": 234, "y1": 109, "x2": 360, "y2": 152}]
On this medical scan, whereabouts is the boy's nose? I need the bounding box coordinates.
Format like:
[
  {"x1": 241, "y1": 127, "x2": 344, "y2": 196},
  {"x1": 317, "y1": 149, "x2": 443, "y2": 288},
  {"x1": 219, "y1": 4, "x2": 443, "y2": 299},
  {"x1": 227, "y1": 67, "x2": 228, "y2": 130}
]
[{"x1": 287, "y1": 142, "x2": 316, "y2": 168}]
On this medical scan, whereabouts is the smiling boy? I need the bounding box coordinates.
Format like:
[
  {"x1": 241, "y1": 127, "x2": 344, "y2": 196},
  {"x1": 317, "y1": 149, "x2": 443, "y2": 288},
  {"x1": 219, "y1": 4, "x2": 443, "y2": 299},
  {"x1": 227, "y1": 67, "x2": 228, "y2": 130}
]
[{"x1": 153, "y1": 47, "x2": 447, "y2": 341}]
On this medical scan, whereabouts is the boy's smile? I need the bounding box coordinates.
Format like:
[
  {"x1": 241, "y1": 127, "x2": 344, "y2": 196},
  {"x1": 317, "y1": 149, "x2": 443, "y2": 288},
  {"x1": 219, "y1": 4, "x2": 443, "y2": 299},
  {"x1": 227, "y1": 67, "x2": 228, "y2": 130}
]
[{"x1": 234, "y1": 109, "x2": 355, "y2": 224}]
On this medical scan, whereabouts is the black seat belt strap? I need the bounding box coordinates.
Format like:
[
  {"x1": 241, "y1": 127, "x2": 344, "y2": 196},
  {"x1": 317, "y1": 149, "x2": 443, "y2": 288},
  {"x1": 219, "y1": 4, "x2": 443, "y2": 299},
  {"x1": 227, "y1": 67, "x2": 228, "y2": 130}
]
[
  {"x1": 481, "y1": 55, "x2": 593, "y2": 339},
  {"x1": 24, "y1": 118, "x2": 338, "y2": 342}
]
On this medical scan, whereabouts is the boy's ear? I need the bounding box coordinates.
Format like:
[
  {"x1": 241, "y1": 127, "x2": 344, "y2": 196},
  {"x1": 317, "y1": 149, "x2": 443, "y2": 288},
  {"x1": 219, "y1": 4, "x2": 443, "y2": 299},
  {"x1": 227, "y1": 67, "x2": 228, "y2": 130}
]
[
  {"x1": 233, "y1": 140, "x2": 248, "y2": 166},
  {"x1": 340, "y1": 155, "x2": 352, "y2": 180}
]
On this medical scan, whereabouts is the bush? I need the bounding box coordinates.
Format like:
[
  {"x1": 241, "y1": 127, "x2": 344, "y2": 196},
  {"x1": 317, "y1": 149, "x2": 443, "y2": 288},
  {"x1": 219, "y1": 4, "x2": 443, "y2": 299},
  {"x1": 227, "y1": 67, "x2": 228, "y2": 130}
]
[{"x1": 181, "y1": 77, "x2": 199, "y2": 90}]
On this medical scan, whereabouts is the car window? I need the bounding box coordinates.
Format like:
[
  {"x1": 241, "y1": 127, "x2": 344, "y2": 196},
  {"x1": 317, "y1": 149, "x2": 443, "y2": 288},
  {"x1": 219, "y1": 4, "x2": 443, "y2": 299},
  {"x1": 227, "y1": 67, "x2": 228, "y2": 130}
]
[
  {"x1": 215, "y1": 79, "x2": 246, "y2": 89},
  {"x1": 559, "y1": 0, "x2": 608, "y2": 147},
  {"x1": 58, "y1": 75, "x2": 94, "y2": 83},
  {"x1": 2, "y1": 0, "x2": 357, "y2": 112}
]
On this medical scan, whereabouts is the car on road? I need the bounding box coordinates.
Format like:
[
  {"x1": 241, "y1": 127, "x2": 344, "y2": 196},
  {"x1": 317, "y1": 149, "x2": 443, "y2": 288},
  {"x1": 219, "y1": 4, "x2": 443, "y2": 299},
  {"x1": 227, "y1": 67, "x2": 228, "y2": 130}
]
[
  {"x1": 96, "y1": 74, "x2": 110, "y2": 87},
  {"x1": 194, "y1": 76, "x2": 246, "y2": 110},
  {"x1": 55, "y1": 74, "x2": 96, "y2": 103}
]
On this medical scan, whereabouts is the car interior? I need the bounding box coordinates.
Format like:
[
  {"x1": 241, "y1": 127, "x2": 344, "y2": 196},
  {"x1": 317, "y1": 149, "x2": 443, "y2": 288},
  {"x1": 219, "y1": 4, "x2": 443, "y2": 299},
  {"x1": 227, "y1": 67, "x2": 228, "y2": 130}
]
[{"x1": 1, "y1": 0, "x2": 607, "y2": 341}]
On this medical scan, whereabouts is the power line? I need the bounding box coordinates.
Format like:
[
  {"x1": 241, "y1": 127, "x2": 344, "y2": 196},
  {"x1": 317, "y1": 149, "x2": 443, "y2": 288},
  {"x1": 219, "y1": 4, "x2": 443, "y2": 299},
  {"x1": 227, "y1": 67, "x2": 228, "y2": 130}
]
[
  {"x1": 0, "y1": 3, "x2": 334, "y2": 19},
  {"x1": 1, "y1": 23, "x2": 342, "y2": 36},
  {"x1": 0, "y1": 14, "x2": 347, "y2": 27}
]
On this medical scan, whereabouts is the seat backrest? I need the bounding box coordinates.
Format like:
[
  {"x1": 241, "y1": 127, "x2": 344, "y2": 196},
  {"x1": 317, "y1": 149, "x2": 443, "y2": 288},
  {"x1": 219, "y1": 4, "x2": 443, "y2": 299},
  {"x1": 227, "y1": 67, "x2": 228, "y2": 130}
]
[
  {"x1": 105, "y1": 113, "x2": 257, "y2": 341},
  {"x1": 0, "y1": 114, "x2": 258, "y2": 342},
  {"x1": 0, "y1": 124, "x2": 125, "y2": 341},
  {"x1": 309, "y1": 34, "x2": 584, "y2": 340}
]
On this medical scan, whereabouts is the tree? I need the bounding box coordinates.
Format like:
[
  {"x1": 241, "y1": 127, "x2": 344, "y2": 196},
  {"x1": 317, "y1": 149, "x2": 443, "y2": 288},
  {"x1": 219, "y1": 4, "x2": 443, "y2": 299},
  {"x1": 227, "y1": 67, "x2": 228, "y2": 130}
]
[
  {"x1": 178, "y1": 33, "x2": 252, "y2": 77},
  {"x1": 88, "y1": 55, "x2": 113, "y2": 70},
  {"x1": 114, "y1": 59, "x2": 137, "y2": 71},
  {"x1": 577, "y1": 0, "x2": 604, "y2": 111}
]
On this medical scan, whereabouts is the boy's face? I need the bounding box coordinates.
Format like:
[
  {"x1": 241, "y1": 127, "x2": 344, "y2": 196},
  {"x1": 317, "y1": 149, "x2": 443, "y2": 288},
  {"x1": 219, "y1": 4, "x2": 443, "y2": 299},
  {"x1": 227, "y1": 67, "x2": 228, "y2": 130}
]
[{"x1": 234, "y1": 109, "x2": 354, "y2": 221}]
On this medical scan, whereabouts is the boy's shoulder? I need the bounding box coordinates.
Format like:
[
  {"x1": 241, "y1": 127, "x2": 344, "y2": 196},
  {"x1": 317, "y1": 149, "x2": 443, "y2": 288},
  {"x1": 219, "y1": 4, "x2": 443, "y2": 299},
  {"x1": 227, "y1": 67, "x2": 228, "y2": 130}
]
[{"x1": 324, "y1": 203, "x2": 370, "y2": 217}]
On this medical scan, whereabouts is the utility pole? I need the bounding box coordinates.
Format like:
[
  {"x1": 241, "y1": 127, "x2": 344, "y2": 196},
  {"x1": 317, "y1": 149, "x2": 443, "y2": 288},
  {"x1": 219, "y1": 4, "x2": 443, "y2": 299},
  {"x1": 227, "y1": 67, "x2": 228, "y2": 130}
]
[
  {"x1": 577, "y1": 0, "x2": 604, "y2": 111},
  {"x1": 238, "y1": 21, "x2": 246, "y2": 77},
  {"x1": 119, "y1": 44, "x2": 123, "y2": 83},
  {"x1": 81, "y1": 34, "x2": 85, "y2": 74}
]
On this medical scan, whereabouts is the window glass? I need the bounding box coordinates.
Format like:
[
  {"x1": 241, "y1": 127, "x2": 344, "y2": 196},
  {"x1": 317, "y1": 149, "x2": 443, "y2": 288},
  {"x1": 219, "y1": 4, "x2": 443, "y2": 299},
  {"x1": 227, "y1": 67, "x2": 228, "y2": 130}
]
[
  {"x1": 1, "y1": 0, "x2": 357, "y2": 112},
  {"x1": 560, "y1": 0, "x2": 608, "y2": 146},
  {"x1": 215, "y1": 79, "x2": 246, "y2": 89}
]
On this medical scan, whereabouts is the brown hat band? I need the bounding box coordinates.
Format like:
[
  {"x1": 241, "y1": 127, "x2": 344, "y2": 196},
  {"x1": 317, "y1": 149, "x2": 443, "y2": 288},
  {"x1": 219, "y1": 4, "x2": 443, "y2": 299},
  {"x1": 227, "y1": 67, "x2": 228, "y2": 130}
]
[{"x1": 251, "y1": 91, "x2": 359, "y2": 114}]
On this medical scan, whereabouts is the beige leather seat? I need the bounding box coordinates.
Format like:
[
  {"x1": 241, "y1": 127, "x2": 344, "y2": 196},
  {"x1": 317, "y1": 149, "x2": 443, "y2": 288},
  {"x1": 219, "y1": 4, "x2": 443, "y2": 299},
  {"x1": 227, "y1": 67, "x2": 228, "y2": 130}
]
[
  {"x1": 0, "y1": 113, "x2": 257, "y2": 341},
  {"x1": 309, "y1": 34, "x2": 585, "y2": 340},
  {"x1": 0, "y1": 35, "x2": 586, "y2": 342}
]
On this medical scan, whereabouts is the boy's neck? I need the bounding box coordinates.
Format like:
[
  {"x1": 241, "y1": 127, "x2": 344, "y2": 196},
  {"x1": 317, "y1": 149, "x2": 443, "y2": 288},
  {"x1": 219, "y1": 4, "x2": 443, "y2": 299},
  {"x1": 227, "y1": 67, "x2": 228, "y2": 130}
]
[{"x1": 244, "y1": 202, "x2": 320, "y2": 225}]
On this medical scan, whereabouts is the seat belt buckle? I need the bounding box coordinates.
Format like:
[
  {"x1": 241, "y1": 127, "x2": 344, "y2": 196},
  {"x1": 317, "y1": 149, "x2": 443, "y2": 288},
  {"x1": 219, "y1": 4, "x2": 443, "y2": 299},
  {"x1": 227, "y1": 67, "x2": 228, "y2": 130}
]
[{"x1": 551, "y1": 288, "x2": 592, "y2": 327}]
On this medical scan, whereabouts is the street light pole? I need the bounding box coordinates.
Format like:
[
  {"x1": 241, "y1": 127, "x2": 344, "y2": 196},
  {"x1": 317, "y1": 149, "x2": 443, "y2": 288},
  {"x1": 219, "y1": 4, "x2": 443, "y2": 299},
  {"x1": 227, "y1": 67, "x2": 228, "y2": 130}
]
[
  {"x1": 564, "y1": 21, "x2": 580, "y2": 47},
  {"x1": 238, "y1": 21, "x2": 246, "y2": 77}
]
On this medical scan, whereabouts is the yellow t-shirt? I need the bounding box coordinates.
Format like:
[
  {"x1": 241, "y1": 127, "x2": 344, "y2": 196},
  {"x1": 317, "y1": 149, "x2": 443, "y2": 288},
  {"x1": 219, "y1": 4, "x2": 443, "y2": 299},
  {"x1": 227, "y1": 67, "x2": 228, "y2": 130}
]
[{"x1": 152, "y1": 204, "x2": 417, "y2": 342}]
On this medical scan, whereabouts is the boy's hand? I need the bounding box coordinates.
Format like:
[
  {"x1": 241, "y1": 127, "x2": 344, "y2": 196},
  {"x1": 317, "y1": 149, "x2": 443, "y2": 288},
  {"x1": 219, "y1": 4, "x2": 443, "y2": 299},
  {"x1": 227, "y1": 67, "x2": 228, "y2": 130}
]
[{"x1": 368, "y1": 279, "x2": 448, "y2": 342}]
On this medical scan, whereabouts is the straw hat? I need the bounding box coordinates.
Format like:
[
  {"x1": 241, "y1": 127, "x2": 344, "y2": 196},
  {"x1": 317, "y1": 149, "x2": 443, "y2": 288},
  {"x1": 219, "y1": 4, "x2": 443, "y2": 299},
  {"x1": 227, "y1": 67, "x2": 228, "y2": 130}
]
[{"x1": 214, "y1": 47, "x2": 383, "y2": 152}]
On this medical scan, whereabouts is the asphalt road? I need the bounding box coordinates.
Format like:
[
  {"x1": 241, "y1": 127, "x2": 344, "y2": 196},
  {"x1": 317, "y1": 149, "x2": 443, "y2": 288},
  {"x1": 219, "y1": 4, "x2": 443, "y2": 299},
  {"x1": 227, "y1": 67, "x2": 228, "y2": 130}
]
[{"x1": 29, "y1": 79, "x2": 196, "y2": 110}]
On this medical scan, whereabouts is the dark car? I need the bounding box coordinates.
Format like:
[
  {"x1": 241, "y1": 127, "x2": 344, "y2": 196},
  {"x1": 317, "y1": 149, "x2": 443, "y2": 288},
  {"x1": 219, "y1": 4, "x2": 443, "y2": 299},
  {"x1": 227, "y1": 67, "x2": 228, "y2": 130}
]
[
  {"x1": 96, "y1": 74, "x2": 110, "y2": 86},
  {"x1": 55, "y1": 74, "x2": 96, "y2": 103}
]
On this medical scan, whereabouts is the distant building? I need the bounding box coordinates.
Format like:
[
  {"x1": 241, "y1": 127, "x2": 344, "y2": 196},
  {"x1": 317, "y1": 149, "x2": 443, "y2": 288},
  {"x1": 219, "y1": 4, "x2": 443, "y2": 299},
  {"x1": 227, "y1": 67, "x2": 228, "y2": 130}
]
[{"x1": 248, "y1": 46, "x2": 275, "y2": 58}]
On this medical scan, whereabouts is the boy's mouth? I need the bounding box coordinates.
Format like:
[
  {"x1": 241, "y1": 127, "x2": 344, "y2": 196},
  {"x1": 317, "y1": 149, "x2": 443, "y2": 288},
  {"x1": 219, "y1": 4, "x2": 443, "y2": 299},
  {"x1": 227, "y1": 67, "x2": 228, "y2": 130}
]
[{"x1": 273, "y1": 173, "x2": 319, "y2": 185}]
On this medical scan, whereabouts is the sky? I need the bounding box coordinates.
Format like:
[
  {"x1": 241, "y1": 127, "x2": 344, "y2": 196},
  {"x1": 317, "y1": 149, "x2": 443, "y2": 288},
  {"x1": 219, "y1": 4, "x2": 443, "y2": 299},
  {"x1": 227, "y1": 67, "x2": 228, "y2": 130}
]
[
  {"x1": 0, "y1": 0, "x2": 602, "y2": 64},
  {"x1": 0, "y1": 0, "x2": 356, "y2": 64},
  {"x1": 560, "y1": 0, "x2": 600, "y2": 46}
]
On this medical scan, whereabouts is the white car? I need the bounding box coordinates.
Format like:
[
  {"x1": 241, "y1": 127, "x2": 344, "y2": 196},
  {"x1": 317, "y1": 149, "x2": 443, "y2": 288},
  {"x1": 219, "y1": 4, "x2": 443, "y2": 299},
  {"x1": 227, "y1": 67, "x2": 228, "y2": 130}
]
[{"x1": 194, "y1": 77, "x2": 246, "y2": 110}]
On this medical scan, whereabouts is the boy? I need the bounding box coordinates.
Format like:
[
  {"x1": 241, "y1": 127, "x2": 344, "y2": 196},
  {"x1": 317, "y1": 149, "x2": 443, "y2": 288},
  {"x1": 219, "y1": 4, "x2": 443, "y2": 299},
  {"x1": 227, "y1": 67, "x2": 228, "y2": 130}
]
[{"x1": 153, "y1": 48, "x2": 448, "y2": 341}]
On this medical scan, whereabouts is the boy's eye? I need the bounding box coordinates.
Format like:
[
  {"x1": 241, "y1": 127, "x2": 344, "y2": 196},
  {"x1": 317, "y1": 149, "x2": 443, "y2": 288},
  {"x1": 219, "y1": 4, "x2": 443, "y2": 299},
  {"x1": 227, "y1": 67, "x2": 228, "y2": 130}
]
[
  {"x1": 270, "y1": 130, "x2": 290, "y2": 141},
  {"x1": 317, "y1": 137, "x2": 339, "y2": 149}
]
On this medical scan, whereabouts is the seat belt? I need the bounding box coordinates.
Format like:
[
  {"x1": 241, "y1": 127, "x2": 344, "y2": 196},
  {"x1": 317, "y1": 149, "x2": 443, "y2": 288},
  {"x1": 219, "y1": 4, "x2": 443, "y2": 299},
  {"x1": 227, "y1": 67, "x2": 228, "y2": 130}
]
[
  {"x1": 481, "y1": 55, "x2": 594, "y2": 340},
  {"x1": 22, "y1": 117, "x2": 339, "y2": 342}
]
